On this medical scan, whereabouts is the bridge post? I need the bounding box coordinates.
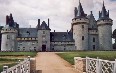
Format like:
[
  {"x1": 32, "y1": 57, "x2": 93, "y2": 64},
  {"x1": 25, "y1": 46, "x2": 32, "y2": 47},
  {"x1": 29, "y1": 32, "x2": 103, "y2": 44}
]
[{"x1": 2, "y1": 65, "x2": 8, "y2": 73}]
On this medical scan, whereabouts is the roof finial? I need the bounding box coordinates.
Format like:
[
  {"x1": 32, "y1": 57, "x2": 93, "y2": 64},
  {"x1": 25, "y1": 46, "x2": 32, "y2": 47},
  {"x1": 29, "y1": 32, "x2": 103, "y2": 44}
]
[
  {"x1": 90, "y1": 11, "x2": 93, "y2": 14},
  {"x1": 79, "y1": 0, "x2": 80, "y2": 3},
  {"x1": 103, "y1": 0, "x2": 104, "y2": 6}
]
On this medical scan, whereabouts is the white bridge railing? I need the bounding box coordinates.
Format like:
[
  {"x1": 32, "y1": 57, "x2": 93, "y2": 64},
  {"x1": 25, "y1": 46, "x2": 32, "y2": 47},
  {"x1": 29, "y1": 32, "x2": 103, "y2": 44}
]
[
  {"x1": 1, "y1": 58, "x2": 30, "y2": 73},
  {"x1": 86, "y1": 57, "x2": 116, "y2": 73}
]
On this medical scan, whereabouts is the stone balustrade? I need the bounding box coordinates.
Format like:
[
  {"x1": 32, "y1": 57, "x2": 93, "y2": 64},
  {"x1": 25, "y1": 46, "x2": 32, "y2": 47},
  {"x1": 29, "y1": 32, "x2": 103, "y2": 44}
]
[
  {"x1": 74, "y1": 57, "x2": 116, "y2": 73},
  {"x1": 1, "y1": 56, "x2": 36, "y2": 73}
]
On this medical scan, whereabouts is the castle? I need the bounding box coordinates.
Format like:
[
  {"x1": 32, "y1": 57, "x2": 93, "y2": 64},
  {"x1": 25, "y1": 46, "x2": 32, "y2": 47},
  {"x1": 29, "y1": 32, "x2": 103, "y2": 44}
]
[{"x1": 0, "y1": 1, "x2": 113, "y2": 51}]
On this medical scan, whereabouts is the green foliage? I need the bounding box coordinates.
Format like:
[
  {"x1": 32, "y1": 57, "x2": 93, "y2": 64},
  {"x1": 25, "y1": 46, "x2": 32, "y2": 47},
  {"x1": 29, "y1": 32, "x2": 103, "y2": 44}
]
[
  {"x1": 0, "y1": 52, "x2": 37, "y2": 57},
  {"x1": 57, "y1": 51, "x2": 116, "y2": 65}
]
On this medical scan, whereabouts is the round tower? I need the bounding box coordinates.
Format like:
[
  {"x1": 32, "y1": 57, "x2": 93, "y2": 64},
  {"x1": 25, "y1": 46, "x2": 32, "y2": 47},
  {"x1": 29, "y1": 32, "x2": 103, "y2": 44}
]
[
  {"x1": 72, "y1": 1, "x2": 89, "y2": 50},
  {"x1": 97, "y1": 1, "x2": 113, "y2": 50},
  {"x1": 1, "y1": 25, "x2": 17, "y2": 51}
]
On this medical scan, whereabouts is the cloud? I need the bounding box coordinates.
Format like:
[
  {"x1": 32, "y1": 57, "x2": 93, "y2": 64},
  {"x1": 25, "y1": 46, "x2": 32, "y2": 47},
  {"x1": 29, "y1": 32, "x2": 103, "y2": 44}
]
[{"x1": 0, "y1": 0, "x2": 115, "y2": 32}]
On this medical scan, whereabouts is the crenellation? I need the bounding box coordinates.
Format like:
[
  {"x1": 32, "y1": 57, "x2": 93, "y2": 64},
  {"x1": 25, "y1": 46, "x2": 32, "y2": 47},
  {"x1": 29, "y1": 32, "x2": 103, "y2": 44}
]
[{"x1": 97, "y1": 20, "x2": 113, "y2": 26}]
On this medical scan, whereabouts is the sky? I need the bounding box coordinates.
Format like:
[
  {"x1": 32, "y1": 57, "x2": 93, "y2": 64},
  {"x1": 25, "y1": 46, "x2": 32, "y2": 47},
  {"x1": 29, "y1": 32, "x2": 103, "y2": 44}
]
[{"x1": 0, "y1": 0, "x2": 116, "y2": 32}]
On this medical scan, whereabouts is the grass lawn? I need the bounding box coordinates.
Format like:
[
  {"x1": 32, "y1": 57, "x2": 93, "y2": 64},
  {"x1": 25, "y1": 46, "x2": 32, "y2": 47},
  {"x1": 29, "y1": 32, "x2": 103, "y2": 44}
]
[
  {"x1": 57, "y1": 51, "x2": 116, "y2": 65},
  {"x1": 0, "y1": 63, "x2": 17, "y2": 72},
  {"x1": 0, "y1": 52, "x2": 37, "y2": 57},
  {"x1": 0, "y1": 52, "x2": 37, "y2": 72}
]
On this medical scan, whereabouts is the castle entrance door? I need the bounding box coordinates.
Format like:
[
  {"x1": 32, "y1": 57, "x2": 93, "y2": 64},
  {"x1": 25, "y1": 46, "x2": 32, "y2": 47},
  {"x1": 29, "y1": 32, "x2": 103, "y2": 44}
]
[{"x1": 42, "y1": 45, "x2": 46, "y2": 52}]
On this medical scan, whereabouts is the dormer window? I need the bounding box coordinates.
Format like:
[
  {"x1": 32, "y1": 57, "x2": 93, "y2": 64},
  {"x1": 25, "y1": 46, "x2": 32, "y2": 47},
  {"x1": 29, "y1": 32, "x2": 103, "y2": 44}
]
[
  {"x1": 26, "y1": 31, "x2": 30, "y2": 35},
  {"x1": 52, "y1": 35, "x2": 54, "y2": 40},
  {"x1": 82, "y1": 25, "x2": 84, "y2": 29},
  {"x1": 63, "y1": 35, "x2": 66, "y2": 40},
  {"x1": 43, "y1": 31, "x2": 45, "y2": 34},
  {"x1": 7, "y1": 35, "x2": 10, "y2": 39}
]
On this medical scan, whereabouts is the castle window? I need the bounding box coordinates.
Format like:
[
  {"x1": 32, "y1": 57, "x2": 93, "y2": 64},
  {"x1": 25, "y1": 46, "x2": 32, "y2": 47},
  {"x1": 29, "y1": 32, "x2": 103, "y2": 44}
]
[
  {"x1": 63, "y1": 35, "x2": 66, "y2": 41},
  {"x1": 43, "y1": 31, "x2": 45, "y2": 34},
  {"x1": 93, "y1": 37, "x2": 95, "y2": 42},
  {"x1": 19, "y1": 42, "x2": 22, "y2": 46},
  {"x1": 82, "y1": 36, "x2": 84, "y2": 40},
  {"x1": 7, "y1": 35, "x2": 10, "y2": 39},
  {"x1": 32, "y1": 42, "x2": 35, "y2": 45},
  {"x1": 52, "y1": 48, "x2": 54, "y2": 51},
  {"x1": 42, "y1": 36, "x2": 46, "y2": 40},
  {"x1": 82, "y1": 25, "x2": 84, "y2": 29},
  {"x1": 93, "y1": 45, "x2": 95, "y2": 50},
  {"x1": 26, "y1": 31, "x2": 30, "y2": 35}
]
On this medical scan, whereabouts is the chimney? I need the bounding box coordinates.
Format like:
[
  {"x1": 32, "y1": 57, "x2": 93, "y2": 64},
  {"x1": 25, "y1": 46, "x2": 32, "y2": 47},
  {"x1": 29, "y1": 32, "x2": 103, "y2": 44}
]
[
  {"x1": 6, "y1": 15, "x2": 9, "y2": 25},
  {"x1": 48, "y1": 18, "x2": 49, "y2": 27},
  {"x1": 90, "y1": 11, "x2": 92, "y2": 14},
  {"x1": 10, "y1": 13, "x2": 13, "y2": 20},
  {"x1": 67, "y1": 30, "x2": 68, "y2": 32},
  {"x1": 38, "y1": 19, "x2": 40, "y2": 27}
]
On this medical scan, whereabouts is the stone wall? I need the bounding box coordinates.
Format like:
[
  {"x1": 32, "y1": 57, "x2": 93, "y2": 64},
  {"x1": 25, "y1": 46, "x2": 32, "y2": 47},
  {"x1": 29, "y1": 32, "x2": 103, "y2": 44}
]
[
  {"x1": 97, "y1": 20, "x2": 113, "y2": 50},
  {"x1": 17, "y1": 41, "x2": 38, "y2": 51},
  {"x1": 98, "y1": 25, "x2": 112, "y2": 50},
  {"x1": 50, "y1": 42, "x2": 75, "y2": 51}
]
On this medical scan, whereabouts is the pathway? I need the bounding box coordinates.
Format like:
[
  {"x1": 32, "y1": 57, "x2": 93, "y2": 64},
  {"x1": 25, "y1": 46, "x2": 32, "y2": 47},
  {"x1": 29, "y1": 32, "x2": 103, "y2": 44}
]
[{"x1": 36, "y1": 52, "x2": 78, "y2": 73}]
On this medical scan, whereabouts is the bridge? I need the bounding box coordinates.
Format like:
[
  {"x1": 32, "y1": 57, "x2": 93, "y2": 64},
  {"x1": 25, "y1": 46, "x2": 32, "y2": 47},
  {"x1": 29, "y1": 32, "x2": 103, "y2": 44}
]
[{"x1": 1, "y1": 52, "x2": 116, "y2": 73}]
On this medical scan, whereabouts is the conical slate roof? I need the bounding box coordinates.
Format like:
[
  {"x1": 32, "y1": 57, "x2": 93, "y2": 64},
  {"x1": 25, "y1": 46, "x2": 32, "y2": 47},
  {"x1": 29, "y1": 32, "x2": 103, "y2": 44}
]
[
  {"x1": 77, "y1": 1, "x2": 85, "y2": 17},
  {"x1": 74, "y1": 0, "x2": 87, "y2": 18},
  {"x1": 98, "y1": 1, "x2": 111, "y2": 20}
]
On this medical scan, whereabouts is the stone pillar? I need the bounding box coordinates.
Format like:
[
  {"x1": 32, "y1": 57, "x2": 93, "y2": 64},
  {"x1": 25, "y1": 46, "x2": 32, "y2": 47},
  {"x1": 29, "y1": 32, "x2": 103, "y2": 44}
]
[
  {"x1": 3, "y1": 65, "x2": 8, "y2": 72},
  {"x1": 74, "y1": 57, "x2": 86, "y2": 73},
  {"x1": 30, "y1": 58, "x2": 36, "y2": 73}
]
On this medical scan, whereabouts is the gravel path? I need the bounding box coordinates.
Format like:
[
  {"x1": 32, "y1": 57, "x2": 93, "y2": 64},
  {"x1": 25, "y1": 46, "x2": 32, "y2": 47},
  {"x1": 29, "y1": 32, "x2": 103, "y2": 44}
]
[{"x1": 36, "y1": 52, "x2": 78, "y2": 73}]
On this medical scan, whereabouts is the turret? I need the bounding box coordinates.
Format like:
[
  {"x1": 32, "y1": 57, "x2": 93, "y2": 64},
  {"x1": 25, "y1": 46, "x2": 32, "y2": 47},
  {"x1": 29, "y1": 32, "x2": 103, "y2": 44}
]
[
  {"x1": 72, "y1": 0, "x2": 89, "y2": 50},
  {"x1": 1, "y1": 14, "x2": 17, "y2": 51},
  {"x1": 97, "y1": 1, "x2": 113, "y2": 50}
]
